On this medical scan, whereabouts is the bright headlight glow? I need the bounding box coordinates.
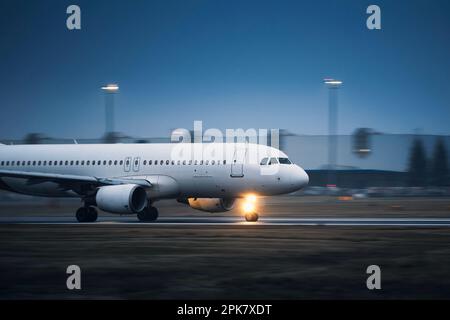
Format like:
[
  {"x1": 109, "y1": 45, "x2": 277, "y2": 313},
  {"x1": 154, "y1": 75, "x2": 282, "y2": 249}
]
[
  {"x1": 246, "y1": 194, "x2": 257, "y2": 203},
  {"x1": 243, "y1": 202, "x2": 255, "y2": 213}
]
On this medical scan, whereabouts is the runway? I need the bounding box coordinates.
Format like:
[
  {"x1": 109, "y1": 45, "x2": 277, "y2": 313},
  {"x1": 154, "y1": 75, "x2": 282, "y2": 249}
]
[{"x1": 2, "y1": 216, "x2": 450, "y2": 226}]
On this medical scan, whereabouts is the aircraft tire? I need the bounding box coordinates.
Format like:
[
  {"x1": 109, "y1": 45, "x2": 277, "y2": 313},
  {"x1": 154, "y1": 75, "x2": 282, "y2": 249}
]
[
  {"x1": 137, "y1": 206, "x2": 159, "y2": 222},
  {"x1": 76, "y1": 206, "x2": 98, "y2": 222},
  {"x1": 245, "y1": 212, "x2": 259, "y2": 222}
]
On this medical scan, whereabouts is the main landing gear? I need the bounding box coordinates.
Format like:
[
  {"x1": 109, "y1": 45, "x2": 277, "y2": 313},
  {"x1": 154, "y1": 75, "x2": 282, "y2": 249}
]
[
  {"x1": 137, "y1": 206, "x2": 159, "y2": 222},
  {"x1": 245, "y1": 212, "x2": 259, "y2": 222},
  {"x1": 76, "y1": 206, "x2": 98, "y2": 222}
]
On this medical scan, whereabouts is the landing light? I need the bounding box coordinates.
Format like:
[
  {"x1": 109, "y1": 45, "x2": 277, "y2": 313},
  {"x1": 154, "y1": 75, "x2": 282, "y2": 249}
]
[{"x1": 243, "y1": 202, "x2": 255, "y2": 213}]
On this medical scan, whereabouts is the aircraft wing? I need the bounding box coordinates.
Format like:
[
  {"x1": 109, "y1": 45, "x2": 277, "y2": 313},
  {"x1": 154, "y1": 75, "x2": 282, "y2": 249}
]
[{"x1": 0, "y1": 169, "x2": 152, "y2": 191}]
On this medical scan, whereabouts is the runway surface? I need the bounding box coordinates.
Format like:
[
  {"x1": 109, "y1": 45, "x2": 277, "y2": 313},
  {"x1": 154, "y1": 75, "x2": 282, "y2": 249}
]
[{"x1": 2, "y1": 216, "x2": 450, "y2": 226}]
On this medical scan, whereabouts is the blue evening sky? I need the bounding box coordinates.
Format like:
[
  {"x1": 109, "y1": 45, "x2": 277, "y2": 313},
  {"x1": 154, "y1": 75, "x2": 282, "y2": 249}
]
[{"x1": 0, "y1": 0, "x2": 449, "y2": 139}]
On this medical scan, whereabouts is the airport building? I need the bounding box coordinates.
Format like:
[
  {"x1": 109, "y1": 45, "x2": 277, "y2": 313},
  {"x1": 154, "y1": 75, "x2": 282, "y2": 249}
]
[
  {"x1": 282, "y1": 133, "x2": 450, "y2": 188},
  {"x1": 283, "y1": 133, "x2": 450, "y2": 172}
]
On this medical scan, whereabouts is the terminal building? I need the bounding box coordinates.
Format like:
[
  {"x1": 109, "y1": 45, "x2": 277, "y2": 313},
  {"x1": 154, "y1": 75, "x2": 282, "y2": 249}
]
[{"x1": 282, "y1": 133, "x2": 450, "y2": 188}]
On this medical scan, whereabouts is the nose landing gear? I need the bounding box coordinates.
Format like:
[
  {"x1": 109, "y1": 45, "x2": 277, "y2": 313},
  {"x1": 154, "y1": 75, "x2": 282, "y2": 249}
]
[
  {"x1": 242, "y1": 195, "x2": 259, "y2": 222},
  {"x1": 244, "y1": 212, "x2": 259, "y2": 222}
]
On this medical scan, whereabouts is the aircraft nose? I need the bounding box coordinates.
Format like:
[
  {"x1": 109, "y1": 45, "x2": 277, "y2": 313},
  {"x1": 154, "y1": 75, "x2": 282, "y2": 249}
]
[{"x1": 291, "y1": 165, "x2": 309, "y2": 190}]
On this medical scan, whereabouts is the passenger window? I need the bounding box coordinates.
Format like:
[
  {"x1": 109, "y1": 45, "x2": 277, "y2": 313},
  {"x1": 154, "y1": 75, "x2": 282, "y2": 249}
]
[
  {"x1": 16, "y1": 161, "x2": 20, "y2": 166},
  {"x1": 182, "y1": 160, "x2": 186, "y2": 165},
  {"x1": 49, "y1": 161, "x2": 52, "y2": 166},
  {"x1": 223, "y1": 160, "x2": 226, "y2": 165},
  {"x1": 22, "y1": 161, "x2": 26, "y2": 166},
  {"x1": 177, "y1": 160, "x2": 180, "y2": 165},
  {"x1": 59, "y1": 161, "x2": 63, "y2": 165},
  {"x1": 149, "y1": 160, "x2": 152, "y2": 165},
  {"x1": 114, "y1": 160, "x2": 117, "y2": 165},
  {"x1": 189, "y1": 160, "x2": 192, "y2": 165},
  {"x1": 97, "y1": 161, "x2": 101, "y2": 165},
  {"x1": 171, "y1": 160, "x2": 175, "y2": 165},
  {"x1": 160, "y1": 160, "x2": 163, "y2": 165},
  {"x1": 81, "y1": 161, "x2": 85, "y2": 165},
  {"x1": 119, "y1": 160, "x2": 123, "y2": 165},
  {"x1": 194, "y1": 160, "x2": 198, "y2": 165},
  {"x1": 211, "y1": 160, "x2": 215, "y2": 165},
  {"x1": 143, "y1": 160, "x2": 147, "y2": 165},
  {"x1": 43, "y1": 161, "x2": 47, "y2": 166},
  {"x1": 12, "y1": 161, "x2": 15, "y2": 166},
  {"x1": 205, "y1": 160, "x2": 209, "y2": 165},
  {"x1": 28, "y1": 161, "x2": 31, "y2": 166},
  {"x1": 70, "y1": 161, "x2": 74, "y2": 165},
  {"x1": 260, "y1": 157, "x2": 269, "y2": 165},
  {"x1": 6, "y1": 161, "x2": 10, "y2": 166},
  {"x1": 38, "y1": 161, "x2": 41, "y2": 166},
  {"x1": 1, "y1": 161, "x2": 4, "y2": 166}
]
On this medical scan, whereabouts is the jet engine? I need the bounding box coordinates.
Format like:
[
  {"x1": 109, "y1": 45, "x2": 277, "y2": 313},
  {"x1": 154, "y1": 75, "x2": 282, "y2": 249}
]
[
  {"x1": 96, "y1": 184, "x2": 147, "y2": 214},
  {"x1": 186, "y1": 198, "x2": 236, "y2": 213}
]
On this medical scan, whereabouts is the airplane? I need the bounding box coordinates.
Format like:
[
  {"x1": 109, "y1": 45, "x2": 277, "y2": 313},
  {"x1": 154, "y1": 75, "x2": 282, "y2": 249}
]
[{"x1": 0, "y1": 142, "x2": 309, "y2": 222}]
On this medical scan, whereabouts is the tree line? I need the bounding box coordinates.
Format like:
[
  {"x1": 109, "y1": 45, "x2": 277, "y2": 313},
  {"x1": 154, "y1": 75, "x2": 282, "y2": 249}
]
[{"x1": 407, "y1": 137, "x2": 449, "y2": 187}]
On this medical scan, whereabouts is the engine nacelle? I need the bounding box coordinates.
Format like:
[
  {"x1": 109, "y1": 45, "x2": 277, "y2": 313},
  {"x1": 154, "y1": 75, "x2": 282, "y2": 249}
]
[
  {"x1": 96, "y1": 184, "x2": 147, "y2": 214},
  {"x1": 187, "y1": 198, "x2": 236, "y2": 213}
]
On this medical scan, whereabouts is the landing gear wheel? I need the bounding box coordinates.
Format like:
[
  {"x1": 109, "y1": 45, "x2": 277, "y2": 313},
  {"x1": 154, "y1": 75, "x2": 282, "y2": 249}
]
[
  {"x1": 76, "y1": 206, "x2": 98, "y2": 222},
  {"x1": 245, "y1": 212, "x2": 259, "y2": 222},
  {"x1": 87, "y1": 207, "x2": 98, "y2": 222},
  {"x1": 137, "y1": 206, "x2": 159, "y2": 222}
]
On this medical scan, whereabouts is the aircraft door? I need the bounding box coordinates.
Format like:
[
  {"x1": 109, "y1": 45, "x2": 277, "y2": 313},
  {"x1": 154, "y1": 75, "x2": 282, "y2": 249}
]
[{"x1": 230, "y1": 145, "x2": 246, "y2": 178}]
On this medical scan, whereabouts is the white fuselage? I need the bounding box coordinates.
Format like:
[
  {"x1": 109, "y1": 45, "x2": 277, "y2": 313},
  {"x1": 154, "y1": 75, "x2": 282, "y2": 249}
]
[{"x1": 0, "y1": 143, "x2": 309, "y2": 200}]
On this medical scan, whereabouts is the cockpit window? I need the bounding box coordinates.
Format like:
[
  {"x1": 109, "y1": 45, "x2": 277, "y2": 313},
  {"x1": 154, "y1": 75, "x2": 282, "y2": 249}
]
[
  {"x1": 260, "y1": 157, "x2": 269, "y2": 165},
  {"x1": 278, "y1": 157, "x2": 292, "y2": 164},
  {"x1": 268, "y1": 157, "x2": 278, "y2": 165}
]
